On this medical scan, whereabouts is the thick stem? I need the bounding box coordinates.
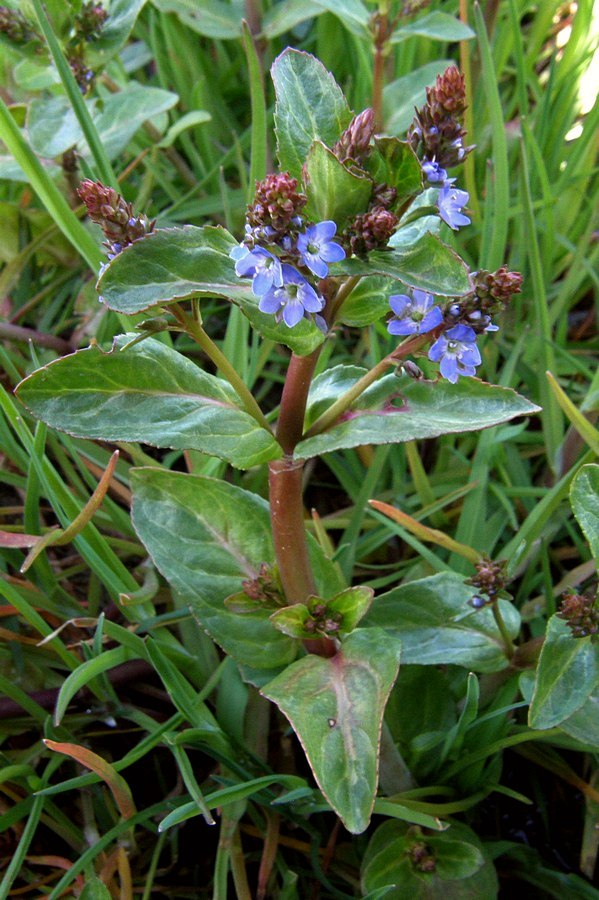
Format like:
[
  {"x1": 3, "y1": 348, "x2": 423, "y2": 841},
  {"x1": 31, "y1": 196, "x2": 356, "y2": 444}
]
[
  {"x1": 275, "y1": 349, "x2": 321, "y2": 454},
  {"x1": 269, "y1": 458, "x2": 316, "y2": 605}
]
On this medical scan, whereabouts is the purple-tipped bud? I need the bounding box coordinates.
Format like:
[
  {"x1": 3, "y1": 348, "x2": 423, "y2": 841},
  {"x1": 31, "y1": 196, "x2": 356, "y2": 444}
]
[
  {"x1": 333, "y1": 108, "x2": 376, "y2": 165},
  {"x1": 78, "y1": 179, "x2": 154, "y2": 258},
  {"x1": 75, "y1": 2, "x2": 108, "y2": 41},
  {"x1": 408, "y1": 66, "x2": 474, "y2": 170},
  {"x1": 345, "y1": 207, "x2": 398, "y2": 255},
  {"x1": 465, "y1": 557, "x2": 508, "y2": 601},
  {"x1": 247, "y1": 172, "x2": 307, "y2": 238},
  {"x1": 558, "y1": 593, "x2": 599, "y2": 638},
  {"x1": 473, "y1": 267, "x2": 523, "y2": 305},
  {"x1": 0, "y1": 6, "x2": 38, "y2": 43}
]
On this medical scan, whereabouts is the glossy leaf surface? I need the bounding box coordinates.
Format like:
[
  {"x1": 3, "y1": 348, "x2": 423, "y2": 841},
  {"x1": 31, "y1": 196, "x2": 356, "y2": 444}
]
[
  {"x1": 529, "y1": 615, "x2": 599, "y2": 729},
  {"x1": 16, "y1": 337, "x2": 281, "y2": 469},
  {"x1": 297, "y1": 373, "x2": 540, "y2": 459},
  {"x1": 263, "y1": 628, "x2": 400, "y2": 833},
  {"x1": 363, "y1": 573, "x2": 520, "y2": 673},
  {"x1": 332, "y1": 232, "x2": 471, "y2": 297},
  {"x1": 272, "y1": 49, "x2": 352, "y2": 180},
  {"x1": 131, "y1": 470, "x2": 343, "y2": 668},
  {"x1": 304, "y1": 140, "x2": 372, "y2": 230}
]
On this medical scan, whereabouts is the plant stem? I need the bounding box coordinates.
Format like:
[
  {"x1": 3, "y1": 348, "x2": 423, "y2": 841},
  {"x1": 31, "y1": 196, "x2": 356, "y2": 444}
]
[
  {"x1": 492, "y1": 602, "x2": 515, "y2": 659},
  {"x1": 326, "y1": 275, "x2": 362, "y2": 325},
  {"x1": 276, "y1": 349, "x2": 321, "y2": 454},
  {"x1": 268, "y1": 458, "x2": 316, "y2": 605},
  {"x1": 171, "y1": 304, "x2": 272, "y2": 433},
  {"x1": 304, "y1": 332, "x2": 430, "y2": 439}
]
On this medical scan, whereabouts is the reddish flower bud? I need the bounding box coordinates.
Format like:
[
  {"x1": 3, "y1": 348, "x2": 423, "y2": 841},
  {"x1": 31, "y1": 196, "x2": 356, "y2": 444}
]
[
  {"x1": 345, "y1": 207, "x2": 398, "y2": 255},
  {"x1": 558, "y1": 593, "x2": 599, "y2": 638},
  {"x1": 333, "y1": 108, "x2": 376, "y2": 165},
  {"x1": 77, "y1": 180, "x2": 154, "y2": 258},
  {"x1": 247, "y1": 172, "x2": 307, "y2": 237}
]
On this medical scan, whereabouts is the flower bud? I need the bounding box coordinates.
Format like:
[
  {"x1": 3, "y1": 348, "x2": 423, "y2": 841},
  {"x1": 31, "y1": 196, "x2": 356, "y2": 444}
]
[
  {"x1": 345, "y1": 207, "x2": 398, "y2": 255},
  {"x1": 333, "y1": 108, "x2": 376, "y2": 165},
  {"x1": 247, "y1": 172, "x2": 307, "y2": 238},
  {"x1": 558, "y1": 593, "x2": 599, "y2": 638},
  {"x1": 78, "y1": 180, "x2": 154, "y2": 258},
  {"x1": 0, "y1": 6, "x2": 37, "y2": 43}
]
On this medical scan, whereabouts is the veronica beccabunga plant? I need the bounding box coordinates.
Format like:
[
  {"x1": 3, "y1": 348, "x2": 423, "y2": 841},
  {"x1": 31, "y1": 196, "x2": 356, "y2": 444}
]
[{"x1": 16, "y1": 50, "x2": 539, "y2": 836}]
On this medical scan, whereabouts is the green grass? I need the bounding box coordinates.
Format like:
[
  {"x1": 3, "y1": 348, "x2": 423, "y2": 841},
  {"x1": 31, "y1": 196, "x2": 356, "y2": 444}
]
[{"x1": 0, "y1": 0, "x2": 597, "y2": 895}]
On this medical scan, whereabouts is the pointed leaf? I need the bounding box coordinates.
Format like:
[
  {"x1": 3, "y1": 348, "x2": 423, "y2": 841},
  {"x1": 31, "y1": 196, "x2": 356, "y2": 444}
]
[
  {"x1": 43, "y1": 740, "x2": 136, "y2": 819},
  {"x1": 16, "y1": 337, "x2": 281, "y2": 470},
  {"x1": 130, "y1": 469, "x2": 343, "y2": 668},
  {"x1": 97, "y1": 227, "x2": 324, "y2": 356},
  {"x1": 150, "y1": 0, "x2": 242, "y2": 39},
  {"x1": 391, "y1": 11, "x2": 475, "y2": 43},
  {"x1": 366, "y1": 138, "x2": 423, "y2": 208},
  {"x1": 529, "y1": 615, "x2": 599, "y2": 729},
  {"x1": 363, "y1": 572, "x2": 520, "y2": 673},
  {"x1": 297, "y1": 373, "x2": 541, "y2": 460},
  {"x1": 97, "y1": 225, "x2": 250, "y2": 313},
  {"x1": 262, "y1": 628, "x2": 401, "y2": 834},
  {"x1": 333, "y1": 232, "x2": 471, "y2": 297},
  {"x1": 272, "y1": 49, "x2": 352, "y2": 179},
  {"x1": 570, "y1": 464, "x2": 599, "y2": 563},
  {"x1": 304, "y1": 140, "x2": 372, "y2": 230}
]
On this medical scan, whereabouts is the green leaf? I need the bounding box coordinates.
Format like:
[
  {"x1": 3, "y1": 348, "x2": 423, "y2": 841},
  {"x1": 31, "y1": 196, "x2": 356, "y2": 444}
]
[
  {"x1": 97, "y1": 226, "x2": 324, "y2": 356},
  {"x1": 131, "y1": 468, "x2": 295, "y2": 668},
  {"x1": 559, "y1": 688, "x2": 599, "y2": 748},
  {"x1": 97, "y1": 225, "x2": 249, "y2": 313},
  {"x1": 333, "y1": 232, "x2": 471, "y2": 297},
  {"x1": 16, "y1": 337, "x2": 281, "y2": 470},
  {"x1": 337, "y1": 277, "x2": 395, "y2": 327},
  {"x1": 390, "y1": 11, "x2": 475, "y2": 44},
  {"x1": 361, "y1": 820, "x2": 497, "y2": 899},
  {"x1": 297, "y1": 373, "x2": 541, "y2": 460},
  {"x1": 262, "y1": 628, "x2": 400, "y2": 834},
  {"x1": 130, "y1": 469, "x2": 342, "y2": 668},
  {"x1": 150, "y1": 0, "x2": 242, "y2": 38},
  {"x1": 89, "y1": 0, "x2": 147, "y2": 60},
  {"x1": 27, "y1": 84, "x2": 178, "y2": 160},
  {"x1": 363, "y1": 573, "x2": 520, "y2": 673},
  {"x1": 272, "y1": 49, "x2": 352, "y2": 180},
  {"x1": 529, "y1": 615, "x2": 599, "y2": 729},
  {"x1": 570, "y1": 464, "x2": 599, "y2": 562},
  {"x1": 262, "y1": 1, "x2": 324, "y2": 39},
  {"x1": 328, "y1": 586, "x2": 374, "y2": 633},
  {"x1": 270, "y1": 604, "x2": 314, "y2": 639},
  {"x1": 383, "y1": 61, "x2": 454, "y2": 135},
  {"x1": 366, "y1": 138, "x2": 423, "y2": 208},
  {"x1": 79, "y1": 878, "x2": 113, "y2": 900},
  {"x1": 304, "y1": 140, "x2": 372, "y2": 230}
]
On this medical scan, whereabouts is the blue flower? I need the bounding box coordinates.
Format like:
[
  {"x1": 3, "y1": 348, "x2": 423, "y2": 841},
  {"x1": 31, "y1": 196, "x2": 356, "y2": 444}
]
[
  {"x1": 297, "y1": 221, "x2": 345, "y2": 278},
  {"x1": 437, "y1": 185, "x2": 470, "y2": 230},
  {"x1": 421, "y1": 159, "x2": 448, "y2": 184},
  {"x1": 388, "y1": 290, "x2": 443, "y2": 336},
  {"x1": 258, "y1": 264, "x2": 324, "y2": 328},
  {"x1": 428, "y1": 324, "x2": 481, "y2": 383},
  {"x1": 231, "y1": 245, "x2": 283, "y2": 296}
]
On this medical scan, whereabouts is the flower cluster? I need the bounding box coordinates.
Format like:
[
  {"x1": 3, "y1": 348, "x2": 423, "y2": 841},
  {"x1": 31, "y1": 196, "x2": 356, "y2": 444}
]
[
  {"x1": 408, "y1": 66, "x2": 474, "y2": 230},
  {"x1": 77, "y1": 180, "x2": 154, "y2": 259},
  {"x1": 231, "y1": 173, "x2": 345, "y2": 329},
  {"x1": 558, "y1": 593, "x2": 599, "y2": 639},
  {"x1": 387, "y1": 265, "x2": 522, "y2": 383},
  {"x1": 0, "y1": 5, "x2": 39, "y2": 43}
]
